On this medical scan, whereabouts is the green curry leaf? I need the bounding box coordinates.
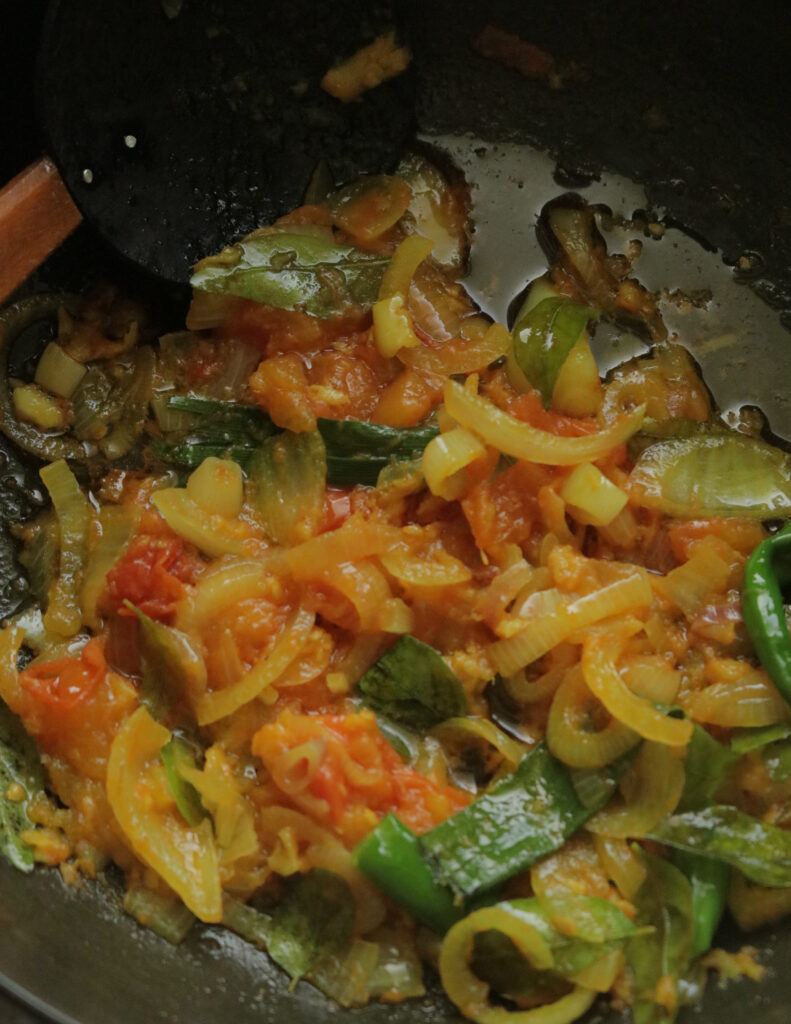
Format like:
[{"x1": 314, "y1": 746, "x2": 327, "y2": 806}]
[
  {"x1": 267, "y1": 868, "x2": 355, "y2": 981},
  {"x1": 626, "y1": 850, "x2": 694, "y2": 1024},
  {"x1": 357, "y1": 635, "x2": 467, "y2": 731},
  {"x1": 124, "y1": 601, "x2": 206, "y2": 726},
  {"x1": 678, "y1": 725, "x2": 739, "y2": 812},
  {"x1": 0, "y1": 700, "x2": 46, "y2": 872},
  {"x1": 650, "y1": 805, "x2": 791, "y2": 887},
  {"x1": 511, "y1": 297, "x2": 597, "y2": 408},
  {"x1": 190, "y1": 231, "x2": 389, "y2": 318},
  {"x1": 159, "y1": 737, "x2": 207, "y2": 828}
]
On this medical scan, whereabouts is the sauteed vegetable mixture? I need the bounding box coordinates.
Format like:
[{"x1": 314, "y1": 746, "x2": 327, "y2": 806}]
[{"x1": 3, "y1": 157, "x2": 791, "y2": 1024}]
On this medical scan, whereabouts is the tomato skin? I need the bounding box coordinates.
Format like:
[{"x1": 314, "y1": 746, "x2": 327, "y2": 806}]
[
  {"x1": 20, "y1": 638, "x2": 106, "y2": 710},
  {"x1": 319, "y1": 488, "x2": 353, "y2": 533},
  {"x1": 101, "y1": 535, "x2": 200, "y2": 623}
]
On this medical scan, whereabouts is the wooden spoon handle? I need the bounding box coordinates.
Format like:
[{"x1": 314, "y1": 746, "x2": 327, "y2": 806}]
[{"x1": 0, "y1": 158, "x2": 82, "y2": 304}]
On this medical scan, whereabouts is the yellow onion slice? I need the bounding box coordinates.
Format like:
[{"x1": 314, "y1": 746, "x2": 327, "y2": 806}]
[
  {"x1": 440, "y1": 905, "x2": 595, "y2": 1024},
  {"x1": 681, "y1": 667, "x2": 788, "y2": 727},
  {"x1": 401, "y1": 322, "x2": 511, "y2": 376},
  {"x1": 490, "y1": 572, "x2": 652, "y2": 678},
  {"x1": 423, "y1": 427, "x2": 487, "y2": 501},
  {"x1": 547, "y1": 665, "x2": 640, "y2": 769},
  {"x1": 581, "y1": 634, "x2": 693, "y2": 747},
  {"x1": 585, "y1": 741, "x2": 685, "y2": 839},
  {"x1": 107, "y1": 707, "x2": 222, "y2": 922},
  {"x1": 196, "y1": 606, "x2": 315, "y2": 724},
  {"x1": 443, "y1": 379, "x2": 644, "y2": 467}
]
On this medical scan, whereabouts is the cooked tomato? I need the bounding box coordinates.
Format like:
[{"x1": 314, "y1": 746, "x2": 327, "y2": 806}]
[
  {"x1": 506, "y1": 389, "x2": 600, "y2": 436},
  {"x1": 101, "y1": 534, "x2": 201, "y2": 623},
  {"x1": 20, "y1": 638, "x2": 106, "y2": 710},
  {"x1": 253, "y1": 709, "x2": 470, "y2": 845}
]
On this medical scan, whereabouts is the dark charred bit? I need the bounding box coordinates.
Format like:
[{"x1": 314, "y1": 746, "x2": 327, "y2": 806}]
[{"x1": 552, "y1": 162, "x2": 601, "y2": 190}]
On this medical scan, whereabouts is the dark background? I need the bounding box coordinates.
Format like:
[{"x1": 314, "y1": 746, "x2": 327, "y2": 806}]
[{"x1": 2, "y1": 2, "x2": 791, "y2": 1023}]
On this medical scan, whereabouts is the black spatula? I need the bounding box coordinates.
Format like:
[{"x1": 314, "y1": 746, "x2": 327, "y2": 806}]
[{"x1": 36, "y1": 0, "x2": 414, "y2": 286}]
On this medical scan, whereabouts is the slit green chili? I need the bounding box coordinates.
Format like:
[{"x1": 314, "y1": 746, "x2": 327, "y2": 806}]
[
  {"x1": 354, "y1": 814, "x2": 464, "y2": 934},
  {"x1": 742, "y1": 522, "x2": 791, "y2": 707},
  {"x1": 418, "y1": 742, "x2": 627, "y2": 900}
]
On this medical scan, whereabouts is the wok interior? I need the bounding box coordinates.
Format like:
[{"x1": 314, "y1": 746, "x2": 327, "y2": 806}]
[{"x1": 2, "y1": 1, "x2": 791, "y2": 1022}]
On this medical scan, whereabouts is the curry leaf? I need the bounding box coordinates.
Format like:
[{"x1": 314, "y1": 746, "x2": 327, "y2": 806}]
[
  {"x1": 511, "y1": 297, "x2": 597, "y2": 408},
  {"x1": 123, "y1": 883, "x2": 195, "y2": 944},
  {"x1": 357, "y1": 635, "x2": 467, "y2": 731},
  {"x1": 267, "y1": 868, "x2": 355, "y2": 981},
  {"x1": 678, "y1": 725, "x2": 739, "y2": 812},
  {"x1": 0, "y1": 701, "x2": 46, "y2": 872},
  {"x1": 627, "y1": 850, "x2": 694, "y2": 1024},
  {"x1": 762, "y1": 738, "x2": 791, "y2": 782},
  {"x1": 124, "y1": 601, "x2": 206, "y2": 726},
  {"x1": 222, "y1": 895, "x2": 273, "y2": 948},
  {"x1": 650, "y1": 805, "x2": 791, "y2": 887},
  {"x1": 190, "y1": 231, "x2": 389, "y2": 318},
  {"x1": 731, "y1": 722, "x2": 791, "y2": 755},
  {"x1": 160, "y1": 737, "x2": 207, "y2": 827},
  {"x1": 629, "y1": 433, "x2": 791, "y2": 519},
  {"x1": 318, "y1": 417, "x2": 439, "y2": 486}
]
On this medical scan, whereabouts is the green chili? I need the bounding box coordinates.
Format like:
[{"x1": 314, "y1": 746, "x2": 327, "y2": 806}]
[
  {"x1": 354, "y1": 814, "x2": 464, "y2": 934},
  {"x1": 742, "y1": 522, "x2": 791, "y2": 707},
  {"x1": 419, "y1": 742, "x2": 628, "y2": 899}
]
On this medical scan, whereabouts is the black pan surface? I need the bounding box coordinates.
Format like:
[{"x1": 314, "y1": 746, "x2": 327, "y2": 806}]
[{"x1": 2, "y1": 1, "x2": 791, "y2": 1022}]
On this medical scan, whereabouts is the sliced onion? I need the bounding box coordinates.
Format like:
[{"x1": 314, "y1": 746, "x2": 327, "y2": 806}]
[
  {"x1": 80, "y1": 505, "x2": 138, "y2": 631},
  {"x1": 152, "y1": 488, "x2": 249, "y2": 558},
  {"x1": 319, "y1": 560, "x2": 393, "y2": 632},
  {"x1": 581, "y1": 633, "x2": 693, "y2": 747},
  {"x1": 440, "y1": 905, "x2": 596, "y2": 1024},
  {"x1": 381, "y1": 543, "x2": 472, "y2": 587},
  {"x1": 196, "y1": 606, "x2": 314, "y2": 724},
  {"x1": 423, "y1": 427, "x2": 487, "y2": 500},
  {"x1": 0, "y1": 626, "x2": 24, "y2": 710},
  {"x1": 284, "y1": 515, "x2": 402, "y2": 580},
  {"x1": 490, "y1": 573, "x2": 652, "y2": 678},
  {"x1": 107, "y1": 707, "x2": 222, "y2": 921},
  {"x1": 444, "y1": 379, "x2": 644, "y2": 466},
  {"x1": 547, "y1": 665, "x2": 640, "y2": 768},
  {"x1": 585, "y1": 741, "x2": 685, "y2": 839},
  {"x1": 177, "y1": 560, "x2": 272, "y2": 633},
  {"x1": 475, "y1": 560, "x2": 536, "y2": 627},
  {"x1": 546, "y1": 204, "x2": 617, "y2": 310},
  {"x1": 430, "y1": 717, "x2": 527, "y2": 775},
  {"x1": 620, "y1": 655, "x2": 680, "y2": 704},
  {"x1": 379, "y1": 234, "x2": 434, "y2": 300},
  {"x1": 591, "y1": 835, "x2": 647, "y2": 902},
  {"x1": 681, "y1": 667, "x2": 788, "y2": 727},
  {"x1": 629, "y1": 434, "x2": 791, "y2": 519}
]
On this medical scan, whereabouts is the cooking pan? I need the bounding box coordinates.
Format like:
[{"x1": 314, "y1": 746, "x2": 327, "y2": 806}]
[{"x1": 2, "y1": 1, "x2": 791, "y2": 1021}]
